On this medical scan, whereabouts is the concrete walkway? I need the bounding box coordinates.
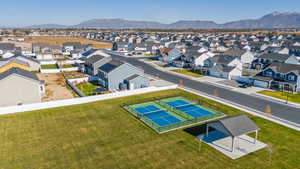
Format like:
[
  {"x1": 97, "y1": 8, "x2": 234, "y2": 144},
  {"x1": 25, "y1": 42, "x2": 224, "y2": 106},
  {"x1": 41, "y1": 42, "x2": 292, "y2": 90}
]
[{"x1": 198, "y1": 131, "x2": 267, "y2": 159}]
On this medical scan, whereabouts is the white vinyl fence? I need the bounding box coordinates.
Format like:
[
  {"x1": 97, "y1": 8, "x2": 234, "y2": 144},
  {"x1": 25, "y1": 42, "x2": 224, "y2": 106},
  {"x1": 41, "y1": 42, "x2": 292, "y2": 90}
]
[
  {"x1": 0, "y1": 85, "x2": 178, "y2": 115},
  {"x1": 40, "y1": 67, "x2": 79, "y2": 73}
]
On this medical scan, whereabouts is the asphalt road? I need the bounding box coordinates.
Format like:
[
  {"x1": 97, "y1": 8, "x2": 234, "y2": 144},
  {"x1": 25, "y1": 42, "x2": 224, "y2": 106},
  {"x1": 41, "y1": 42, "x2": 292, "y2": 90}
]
[{"x1": 110, "y1": 53, "x2": 300, "y2": 125}]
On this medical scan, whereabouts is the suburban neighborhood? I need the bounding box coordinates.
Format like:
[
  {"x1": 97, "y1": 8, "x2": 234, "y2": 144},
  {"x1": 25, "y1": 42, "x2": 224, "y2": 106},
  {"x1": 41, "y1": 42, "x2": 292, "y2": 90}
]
[{"x1": 0, "y1": 1, "x2": 300, "y2": 169}]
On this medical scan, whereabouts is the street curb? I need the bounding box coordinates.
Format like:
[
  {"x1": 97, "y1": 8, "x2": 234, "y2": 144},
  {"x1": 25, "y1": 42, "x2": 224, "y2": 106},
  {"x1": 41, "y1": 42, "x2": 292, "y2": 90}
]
[
  {"x1": 255, "y1": 93, "x2": 300, "y2": 108},
  {"x1": 180, "y1": 87, "x2": 300, "y2": 132}
]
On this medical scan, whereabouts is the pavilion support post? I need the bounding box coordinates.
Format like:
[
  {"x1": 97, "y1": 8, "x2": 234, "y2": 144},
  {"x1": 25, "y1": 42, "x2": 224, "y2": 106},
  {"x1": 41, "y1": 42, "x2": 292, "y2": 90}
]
[
  {"x1": 206, "y1": 125, "x2": 209, "y2": 137},
  {"x1": 231, "y1": 137, "x2": 235, "y2": 152},
  {"x1": 254, "y1": 130, "x2": 258, "y2": 144}
]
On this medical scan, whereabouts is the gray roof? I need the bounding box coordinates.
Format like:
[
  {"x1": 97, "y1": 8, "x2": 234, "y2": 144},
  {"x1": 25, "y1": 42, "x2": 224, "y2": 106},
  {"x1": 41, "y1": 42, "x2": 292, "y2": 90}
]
[
  {"x1": 223, "y1": 50, "x2": 246, "y2": 57},
  {"x1": 215, "y1": 64, "x2": 235, "y2": 73},
  {"x1": 17, "y1": 56, "x2": 40, "y2": 64},
  {"x1": 82, "y1": 49, "x2": 98, "y2": 57},
  {"x1": 0, "y1": 58, "x2": 29, "y2": 68},
  {"x1": 0, "y1": 67, "x2": 40, "y2": 82},
  {"x1": 259, "y1": 53, "x2": 290, "y2": 62},
  {"x1": 125, "y1": 74, "x2": 140, "y2": 81},
  {"x1": 99, "y1": 60, "x2": 124, "y2": 73},
  {"x1": 267, "y1": 62, "x2": 300, "y2": 75},
  {"x1": 210, "y1": 55, "x2": 236, "y2": 65},
  {"x1": 0, "y1": 43, "x2": 15, "y2": 51},
  {"x1": 85, "y1": 55, "x2": 106, "y2": 64},
  {"x1": 208, "y1": 115, "x2": 259, "y2": 137}
]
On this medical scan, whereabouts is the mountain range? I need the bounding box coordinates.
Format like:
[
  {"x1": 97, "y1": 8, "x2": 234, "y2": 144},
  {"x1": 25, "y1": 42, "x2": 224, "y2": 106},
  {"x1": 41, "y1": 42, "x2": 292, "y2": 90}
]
[{"x1": 24, "y1": 12, "x2": 300, "y2": 29}]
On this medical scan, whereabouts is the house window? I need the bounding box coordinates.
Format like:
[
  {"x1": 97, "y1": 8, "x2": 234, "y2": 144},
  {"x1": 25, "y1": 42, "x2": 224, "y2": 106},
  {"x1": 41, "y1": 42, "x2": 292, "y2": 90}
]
[
  {"x1": 288, "y1": 75, "x2": 295, "y2": 81},
  {"x1": 265, "y1": 70, "x2": 273, "y2": 77}
]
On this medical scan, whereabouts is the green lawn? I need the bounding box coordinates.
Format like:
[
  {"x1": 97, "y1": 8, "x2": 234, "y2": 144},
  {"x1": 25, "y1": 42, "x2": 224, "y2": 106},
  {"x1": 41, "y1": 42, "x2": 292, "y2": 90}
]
[
  {"x1": 0, "y1": 89, "x2": 299, "y2": 169},
  {"x1": 172, "y1": 69, "x2": 204, "y2": 78},
  {"x1": 258, "y1": 90, "x2": 300, "y2": 104},
  {"x1": 41, "y1": 64, "x2": 59, "y2": 69},
  {"x1": 61, "y1": 64, "x2": 75, "y2": 68},
  {"x1": 76, "y1": 81, "x2": 100, "y2": 96}
]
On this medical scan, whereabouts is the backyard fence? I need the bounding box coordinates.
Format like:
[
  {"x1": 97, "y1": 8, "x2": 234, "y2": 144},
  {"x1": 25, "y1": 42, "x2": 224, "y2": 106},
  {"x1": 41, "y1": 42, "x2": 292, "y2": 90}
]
[{"x1": 0, "y1": 85, "x2": 178, "y2": 115}]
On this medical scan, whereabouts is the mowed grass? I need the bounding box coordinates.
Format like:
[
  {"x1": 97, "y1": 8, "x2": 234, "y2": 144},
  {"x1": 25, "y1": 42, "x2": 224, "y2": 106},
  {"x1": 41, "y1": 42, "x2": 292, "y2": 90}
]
[
  {"x1": 76, "y1": 82, "x2": 100, "y2": 96},
  {"x1": 258, "y1": 90, "x2": 300, "y2": 104},
  {"x1": 172, "y1": 69, "x2": 204, "y2": 78},
  {"x1": 41, "y1": 64, "x2": 59, "y2": 69},
  {"x1": 0, "y1": 89, "x2": 299, "y2": 169},
  {"x1": 27, "y1": 36, "x2": 112, "y2": 48}
]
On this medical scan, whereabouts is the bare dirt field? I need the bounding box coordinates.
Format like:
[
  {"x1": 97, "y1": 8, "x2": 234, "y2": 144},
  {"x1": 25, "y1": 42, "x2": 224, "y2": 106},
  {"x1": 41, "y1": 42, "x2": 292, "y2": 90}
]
[
  {"x1": 26, "y1": 36, "x2": 112, "y2": 48},
  {"x1": 37, "y1": 73, "x2": 75, "y2": 101}
]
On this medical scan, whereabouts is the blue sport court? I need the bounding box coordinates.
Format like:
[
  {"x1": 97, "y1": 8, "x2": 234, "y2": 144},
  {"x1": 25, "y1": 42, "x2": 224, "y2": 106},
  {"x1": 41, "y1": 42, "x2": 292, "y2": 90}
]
[
  {"x1": 164, "y1": 99, "x2": 213, "y2": 118},
  {"x1": 124, "y1": 97, "x2": 224, "y2": 133},
  {"x1": 134, "y1": 105, "x2": 182, "y2": 127}
]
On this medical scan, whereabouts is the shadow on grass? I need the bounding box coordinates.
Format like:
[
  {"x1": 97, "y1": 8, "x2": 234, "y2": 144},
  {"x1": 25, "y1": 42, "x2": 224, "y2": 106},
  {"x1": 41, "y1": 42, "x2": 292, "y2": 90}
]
[{"x1": 183, "y1": 124, "x2": 208, "y2": 137}]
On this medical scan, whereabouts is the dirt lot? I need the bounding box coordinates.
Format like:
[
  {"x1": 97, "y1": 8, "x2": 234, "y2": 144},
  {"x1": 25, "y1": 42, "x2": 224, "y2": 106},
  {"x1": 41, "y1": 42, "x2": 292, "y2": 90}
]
[
  {"x1": 37, "y1": 73, "x2": 75, "y2": 101},
  {"x1": 26, "y1": 36, "x2": 112, "y2": 48}
]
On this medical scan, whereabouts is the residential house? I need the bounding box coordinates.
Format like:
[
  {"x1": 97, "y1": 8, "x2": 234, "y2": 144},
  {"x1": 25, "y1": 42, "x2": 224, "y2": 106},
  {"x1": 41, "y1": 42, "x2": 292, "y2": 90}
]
[
  {"x1": 16, "y1": 56, "x2": 40, "y2": 71},
  {"x1": 112, "y1": 42, "x2": 134, "y2": 53},
  {"x1": 98, "y1": 60, "x2": 149, "y2": 91},
  {"x1": 252, "y1": 53, "x2": 290, "y2": 70},
  {"x1": 0, "y1": 67, "x2": 45, "y2": 107},
  {"x1": 81, "y1": 49, "x2": 110, "y2": 59},
  {"x1": 32, "y1": 43, "x2": 62, "y2": 60},
  {"x1": 83, "y1": 54, "x2": 112, "y2": 76},
  {"x1": 289, "y1": 46, "x2": 300, "y2": 56},
  {"x1": 0, "y1": 58, "x2": 30, "y2": 73},
  {"x1": 253, "y1": 62, "x2": 300, "y2": 92},
  {"x1": 0, "y1": 43, "x2": 21, "y2": 58},
  {"x1": 205, "y1": 55, "x2": 242, "y2": 80},
  {"x1": 157, "y1": 48, "x2": 182, "y2": 63}
]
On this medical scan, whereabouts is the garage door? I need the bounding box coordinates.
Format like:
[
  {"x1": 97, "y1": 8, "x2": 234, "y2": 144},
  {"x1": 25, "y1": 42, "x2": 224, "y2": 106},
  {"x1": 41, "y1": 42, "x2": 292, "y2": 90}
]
[{"x1": 254, "y1": 80, "x2": 268, "y2": 88}]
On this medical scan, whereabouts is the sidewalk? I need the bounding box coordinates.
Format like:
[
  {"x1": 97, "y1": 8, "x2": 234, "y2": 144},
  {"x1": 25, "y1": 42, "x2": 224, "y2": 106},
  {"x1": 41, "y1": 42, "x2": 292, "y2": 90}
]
[
  {"x1": 142, "y1": 60, "x2": 300, "y2": 107},
  {"x1": 180, "y1": 87, "x2": 300, "y2": 132},
  {"x1": 254, "y1": 93, "x2": 300, "y2": 108}
]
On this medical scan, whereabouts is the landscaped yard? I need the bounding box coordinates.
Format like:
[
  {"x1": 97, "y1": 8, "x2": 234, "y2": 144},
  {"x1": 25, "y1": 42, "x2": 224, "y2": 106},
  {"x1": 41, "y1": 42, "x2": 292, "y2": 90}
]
[
  {"x1": 63, "y1": 71, "x2": 88, "y2": 79},
  {"x1": 76, "y1": 81, "x2": 100, "y2": 96},
  {"x1": 0, "y1": 89, "x2": 299, "y2": 169},
  {"x1": 172, "y1": 69, "x2": 204, "y2": 78},
  {"x1": 258, "y1": 90, "x2": 300, "y2": 104},
  {"x1": 61, "y1": 64, "x2": 75, "y2": 68},
  {"x1": 41, "y1": 64, "x2": 59, "y2": 69}
]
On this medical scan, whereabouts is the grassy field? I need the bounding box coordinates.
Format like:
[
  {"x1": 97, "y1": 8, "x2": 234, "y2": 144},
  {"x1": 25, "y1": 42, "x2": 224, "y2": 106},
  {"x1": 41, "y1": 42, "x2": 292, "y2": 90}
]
[
  {"x1": 27, "y1": 36, "x2": 112, "y2": 48},
  {"x1": 0, "y1": 89, "x2": 299, "y2": 169},
  {"x1": 258, "y1": 90, "x2": 300, "y2": 104},
  {"x1": 76, "y1": 82, "x2": 100, "y2": 96},
  {"x1": 41, "y1": 64, "x2": 59, "y2": 69},
  {"x1": 172, "y1": 69, "x2": 204, "y2": 78}
]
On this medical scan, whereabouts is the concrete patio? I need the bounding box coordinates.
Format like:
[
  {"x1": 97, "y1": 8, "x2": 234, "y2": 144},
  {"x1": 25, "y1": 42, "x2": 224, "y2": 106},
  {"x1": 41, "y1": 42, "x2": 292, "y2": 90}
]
[{"x1": 198, "y1": 130, "x2": 267, "y2": 159}]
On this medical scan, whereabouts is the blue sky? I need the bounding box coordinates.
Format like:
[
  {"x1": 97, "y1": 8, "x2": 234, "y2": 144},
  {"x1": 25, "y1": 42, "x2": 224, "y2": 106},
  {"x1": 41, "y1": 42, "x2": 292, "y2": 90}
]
[{"x1": 1, "y1": 0, "x2": 300, "y2": 26}]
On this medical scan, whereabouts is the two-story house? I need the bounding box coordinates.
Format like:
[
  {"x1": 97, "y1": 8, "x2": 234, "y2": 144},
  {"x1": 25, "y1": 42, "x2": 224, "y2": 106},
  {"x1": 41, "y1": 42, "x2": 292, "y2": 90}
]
[
  {"x1": 204, "y1": 55, "x2": 243, "y2": 80},
  {"x1": 98, "y1": 60, "x2": 149, "y2": 91},
  {"x1": 252, "y1": 53, "x2": 290, "y2": 70},
  {"x1": 83, "y1": 55, "x2": 112, "y2": 76},
  {"x1": 253, "y1": 62, "x2": 300, "y2": 92},
  {"x1": 157, "y1": 48, "x2": 182, "y2": 63}
]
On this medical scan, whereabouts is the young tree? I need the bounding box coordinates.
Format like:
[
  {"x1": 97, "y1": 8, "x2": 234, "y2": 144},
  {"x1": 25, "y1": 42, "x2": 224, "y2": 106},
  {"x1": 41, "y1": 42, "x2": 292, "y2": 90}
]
[
  {"x1": 264, "y1": 104, "x2": 272, "y2": 115},
  {"x1": 179, "y1": 80, "x2": 184, "y2": 87},
  {"x1": 213, "y1": 89, "x2": 219, "y2": 97}
]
